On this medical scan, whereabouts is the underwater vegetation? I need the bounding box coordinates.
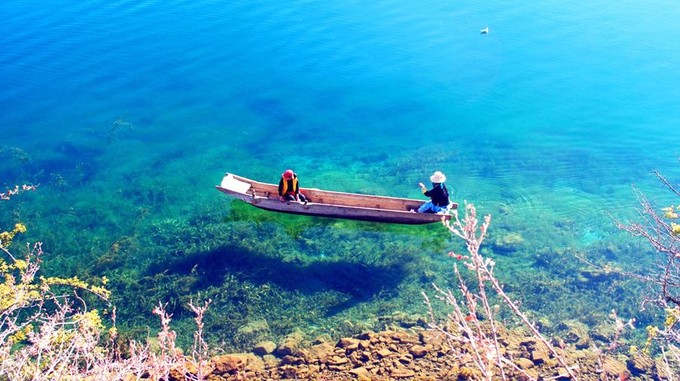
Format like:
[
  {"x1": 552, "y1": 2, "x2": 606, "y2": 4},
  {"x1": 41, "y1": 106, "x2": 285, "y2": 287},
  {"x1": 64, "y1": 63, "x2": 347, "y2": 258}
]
[
  {"x1": 0, "y1": 126, "x2": 668, "y2": 355},
  {"x1": 101, "y1": 200, "x2": 457, "y2": 350},
  {"x1": 0, "y1": 158, "x2": 657, "y2": 354}
]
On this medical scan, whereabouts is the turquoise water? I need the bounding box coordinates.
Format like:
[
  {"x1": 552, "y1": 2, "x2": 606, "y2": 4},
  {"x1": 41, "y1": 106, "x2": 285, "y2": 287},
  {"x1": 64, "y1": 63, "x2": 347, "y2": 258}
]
[{"x1": 2, "y1": 1, "x2": 680, "y2": 349}]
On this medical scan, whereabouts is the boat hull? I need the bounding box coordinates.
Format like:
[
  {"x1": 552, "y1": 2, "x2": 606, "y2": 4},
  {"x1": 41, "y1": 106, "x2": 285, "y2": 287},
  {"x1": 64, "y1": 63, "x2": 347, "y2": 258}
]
[{"x1": 216, "y1": 173, "x2": 454, "y2": 225}]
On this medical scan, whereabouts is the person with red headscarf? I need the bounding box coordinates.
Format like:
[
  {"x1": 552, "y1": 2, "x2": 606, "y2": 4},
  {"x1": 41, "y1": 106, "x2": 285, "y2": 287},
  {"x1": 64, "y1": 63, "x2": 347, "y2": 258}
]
[{"x1": 278, "y1": 169, "x2": 308, "y2": 203}]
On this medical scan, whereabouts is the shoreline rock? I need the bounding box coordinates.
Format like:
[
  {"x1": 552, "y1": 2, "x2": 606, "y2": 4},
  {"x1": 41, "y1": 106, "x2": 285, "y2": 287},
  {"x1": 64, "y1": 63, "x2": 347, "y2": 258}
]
[{"x1": 164, "y1": 326, "x2": 670, "y2": 380}]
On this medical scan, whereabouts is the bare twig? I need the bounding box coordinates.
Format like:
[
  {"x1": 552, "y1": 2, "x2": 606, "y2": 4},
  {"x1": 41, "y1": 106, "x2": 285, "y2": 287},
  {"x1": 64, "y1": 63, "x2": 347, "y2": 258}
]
[{"x1": 425, "y1": 202, "x2": 578, "y2": 380}]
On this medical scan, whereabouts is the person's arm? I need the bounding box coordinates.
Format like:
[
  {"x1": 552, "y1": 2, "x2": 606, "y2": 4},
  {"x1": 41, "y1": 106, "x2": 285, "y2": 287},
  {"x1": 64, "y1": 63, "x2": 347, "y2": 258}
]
[
  {"x1": 418, "y1": 183, "x2": 434, "y2": 197},
  {"x1": 278, "y1": 179, "x2": 285, "y2": 201},
  {"x1": 293, "y1": 177, "x2": 301, "y2": 201}
]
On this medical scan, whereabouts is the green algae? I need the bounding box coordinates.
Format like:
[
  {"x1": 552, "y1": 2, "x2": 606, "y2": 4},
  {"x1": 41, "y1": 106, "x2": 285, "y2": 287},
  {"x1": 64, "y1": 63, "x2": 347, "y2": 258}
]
[{"x1": 1, "y1": 132, "x2": 670, "y2": 355}]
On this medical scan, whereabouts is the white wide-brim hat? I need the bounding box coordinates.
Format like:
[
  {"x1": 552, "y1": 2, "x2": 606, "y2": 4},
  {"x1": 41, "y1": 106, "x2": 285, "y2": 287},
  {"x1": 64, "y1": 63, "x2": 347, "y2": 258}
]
[{"x1": 430, "y1": 171, "x2": 446, "y2": 183}]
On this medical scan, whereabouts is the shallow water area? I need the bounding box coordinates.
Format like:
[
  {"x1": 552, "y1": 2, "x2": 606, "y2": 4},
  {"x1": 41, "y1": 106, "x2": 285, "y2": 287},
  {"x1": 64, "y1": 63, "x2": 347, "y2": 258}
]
[{"x1": 2, "y1": 0, "x2": 680, "y2": 350}]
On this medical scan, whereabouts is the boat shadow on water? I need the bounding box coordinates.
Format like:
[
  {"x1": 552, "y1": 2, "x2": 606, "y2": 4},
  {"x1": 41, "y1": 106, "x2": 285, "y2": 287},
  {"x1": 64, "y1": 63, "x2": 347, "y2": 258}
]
[{"x1": 144, "y1": 242, "x2": 408, "y2": 313}]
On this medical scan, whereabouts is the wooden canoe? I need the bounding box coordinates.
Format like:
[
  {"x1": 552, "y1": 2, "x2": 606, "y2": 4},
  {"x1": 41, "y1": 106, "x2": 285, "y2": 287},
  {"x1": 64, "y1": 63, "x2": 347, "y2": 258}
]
[{"x1": 215, "y1": 173, "x2": 456, "y2": 225}]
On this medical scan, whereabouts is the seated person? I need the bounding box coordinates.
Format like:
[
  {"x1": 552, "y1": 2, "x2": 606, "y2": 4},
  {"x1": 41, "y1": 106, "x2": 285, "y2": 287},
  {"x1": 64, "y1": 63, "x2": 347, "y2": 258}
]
[
  {"x1": 278, "y1": 169, "x2": 308, "y2": 203},
  {"x1": 417, "y1": 171, "x2": 450, "y2": 213}
]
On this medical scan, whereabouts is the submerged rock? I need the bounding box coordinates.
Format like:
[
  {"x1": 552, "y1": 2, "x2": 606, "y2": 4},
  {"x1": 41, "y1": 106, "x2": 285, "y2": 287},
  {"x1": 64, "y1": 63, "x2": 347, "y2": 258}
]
[
  {"x1": 234, "y1": 319, "x2": 271, "y2": 348},
  {"x1": 627, "y1": 352, "x2": 656, "y2": 376},
  {"x1": 578, "y1": 264, "x2": 623, "y2": 283},
  {"x1": 276, "y1": 329, "x2": 305, "y2": 356},
  {"x1": 252, "y1": 340, "x2": 277, "y2": 356},
  {"x1": 556, "y1": 320, "x2": 591, "y2": 349},
  {"x1": 171, "y1": 325, "x2": 670, "y2": 380},
  {"x1": 491, "y1": 232, "x2": 524, "y2": 253},
  {"x1": 602, "y1": 356, "x2": 628, "y2": 378},
  {"x1": 212, "y1": 353, "x2": 264, "y2": 376}
]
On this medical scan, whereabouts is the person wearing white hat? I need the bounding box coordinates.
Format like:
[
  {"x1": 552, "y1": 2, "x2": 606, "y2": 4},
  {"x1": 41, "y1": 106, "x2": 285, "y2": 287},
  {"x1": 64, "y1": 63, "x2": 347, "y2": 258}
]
[{"x1": 416, "y1": 171, "x2": 451, "y2": 213}]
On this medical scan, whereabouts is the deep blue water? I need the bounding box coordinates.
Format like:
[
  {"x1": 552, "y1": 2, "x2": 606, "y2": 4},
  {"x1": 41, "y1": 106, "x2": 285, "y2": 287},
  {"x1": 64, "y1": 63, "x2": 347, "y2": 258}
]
[{"x1": 2, "y1": 0, "x2": 680, "y2": 348}]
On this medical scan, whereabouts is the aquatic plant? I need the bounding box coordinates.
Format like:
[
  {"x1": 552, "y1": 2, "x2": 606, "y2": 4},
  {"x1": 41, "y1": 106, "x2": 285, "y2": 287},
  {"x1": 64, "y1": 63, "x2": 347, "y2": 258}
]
[{"x1": 106, "y1": 113, "x2": 134, "y2": 143}]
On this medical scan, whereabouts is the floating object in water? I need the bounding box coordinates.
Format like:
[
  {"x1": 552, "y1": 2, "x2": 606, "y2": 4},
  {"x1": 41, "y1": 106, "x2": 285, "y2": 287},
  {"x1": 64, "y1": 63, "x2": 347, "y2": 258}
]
[
  {"x1": 216, "y1": 173, "x2": 457, "y2": 225},
  {"x1": 480, "y1": 26, "x2": 489, "y2": 35}
]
